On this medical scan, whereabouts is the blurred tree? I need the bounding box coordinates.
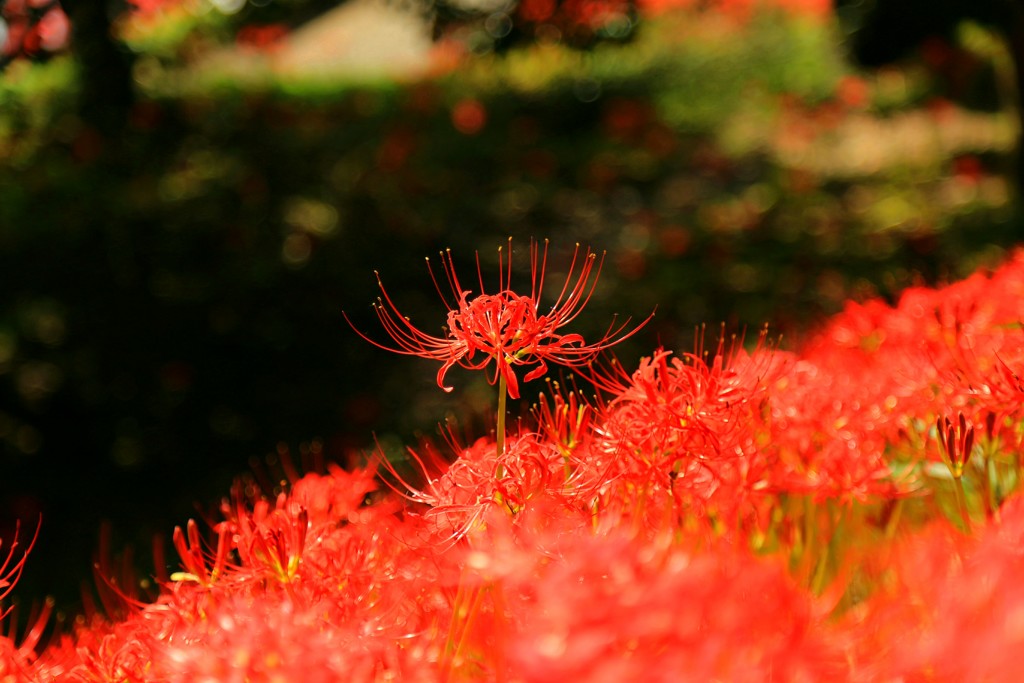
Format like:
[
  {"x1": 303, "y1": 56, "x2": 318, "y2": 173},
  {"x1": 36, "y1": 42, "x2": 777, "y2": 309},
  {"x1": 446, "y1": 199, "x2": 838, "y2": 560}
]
[
  {"x1": 836, "y1": 0, "x2": 1024, "y2": 193},
  {"x1": 59, "y1": 0, "x2": 136, "y2": 136}
]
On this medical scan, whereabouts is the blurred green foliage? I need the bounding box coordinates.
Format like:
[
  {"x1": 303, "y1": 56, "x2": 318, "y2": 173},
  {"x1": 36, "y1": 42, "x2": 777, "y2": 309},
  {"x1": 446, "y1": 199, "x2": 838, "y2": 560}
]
[{"x1": 0, "y1": 6, "x2": 1019, "y2": 619}]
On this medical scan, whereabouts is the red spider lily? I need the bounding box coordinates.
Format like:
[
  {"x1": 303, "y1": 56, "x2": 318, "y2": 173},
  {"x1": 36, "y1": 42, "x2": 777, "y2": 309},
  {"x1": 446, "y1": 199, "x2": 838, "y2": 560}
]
[
  {"x1": 0, "y1": 520, "x2": 49, "y2": 681},
  {"x1": 232, "y1": 502, "x2": 309, "y2": 585},
  {"x1": 588, "y1": 328, "x2": 787, "y2": 512},
  {"x1": 390, "y1": 328, "x2": 788, "y2": 543},
  {"x1": 373, "y1": 425, "x2": 606, "y2": 546},
  {"x1": 171, "y1": 519, "x2": 232, "y2": 588},
  {"x1": 533, "y1": 378, "x2": 593, "y2": 457},
  {"x1": 0, "y1": 520, "x2": 38, "y2": 610},
  {"x1": 289, "y1": 464, "x2": 383, "y2": 527},
  {"x1": 936, "y1": 412, "x2": 975, "y2": 479},
  {"x1": 345, "y1": 239, "x2": 652, "y2": 399}
]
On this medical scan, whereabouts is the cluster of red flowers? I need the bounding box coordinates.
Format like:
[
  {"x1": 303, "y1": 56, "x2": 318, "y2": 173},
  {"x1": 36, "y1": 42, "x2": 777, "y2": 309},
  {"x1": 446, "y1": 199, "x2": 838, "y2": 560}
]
[
  {"x1": 0, "y1": 0, "x2": 69, "y2": 64},
  {"x1": 4, "y1": 247, "x2": 1024, "y2": 680}
]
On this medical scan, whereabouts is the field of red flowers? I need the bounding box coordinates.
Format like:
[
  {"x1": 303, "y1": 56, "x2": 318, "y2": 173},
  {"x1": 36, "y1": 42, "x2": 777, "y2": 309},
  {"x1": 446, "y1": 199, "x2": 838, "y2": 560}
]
[{"x1": 2, "y1": 242, "x2": 1024, "y2": 681}]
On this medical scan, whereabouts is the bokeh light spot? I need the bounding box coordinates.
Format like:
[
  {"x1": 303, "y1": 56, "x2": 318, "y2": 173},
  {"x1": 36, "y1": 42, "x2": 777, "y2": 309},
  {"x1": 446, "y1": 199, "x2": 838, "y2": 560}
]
[{"x1": 451, "y1": 98, "x2": 487, "y2": 135}]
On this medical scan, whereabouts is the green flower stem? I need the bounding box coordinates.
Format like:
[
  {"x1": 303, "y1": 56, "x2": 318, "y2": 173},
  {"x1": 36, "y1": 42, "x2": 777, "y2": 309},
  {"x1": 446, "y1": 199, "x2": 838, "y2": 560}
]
[
  {"x1": 984, "y1": 454, "x2": 997, "y2": 520},
  {"x1": 952, "y1": 475, "x2": 972, "y2": 531},
  {"x1": 496, "y1": 374, "x2": 507, "y2": 476},
  {"x1": 884, "y1": 498, "x2": 904, "y2": 540},
  {"x1": 811, "y1": 501, "x2": 839, "y2": 596}
]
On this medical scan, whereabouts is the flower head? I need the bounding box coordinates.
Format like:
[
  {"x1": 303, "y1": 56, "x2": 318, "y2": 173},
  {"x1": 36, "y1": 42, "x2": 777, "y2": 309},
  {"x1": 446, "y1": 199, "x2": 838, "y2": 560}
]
[{"x1": 346, "y1": 239, "x2": 651, "y2": 399}]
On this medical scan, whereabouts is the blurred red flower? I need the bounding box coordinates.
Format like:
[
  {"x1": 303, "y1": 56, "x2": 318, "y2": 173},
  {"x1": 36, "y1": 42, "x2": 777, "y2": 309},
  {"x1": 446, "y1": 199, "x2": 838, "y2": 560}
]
[{"x1": 450, "y1": 99, "x2": 487, "y2": 135}]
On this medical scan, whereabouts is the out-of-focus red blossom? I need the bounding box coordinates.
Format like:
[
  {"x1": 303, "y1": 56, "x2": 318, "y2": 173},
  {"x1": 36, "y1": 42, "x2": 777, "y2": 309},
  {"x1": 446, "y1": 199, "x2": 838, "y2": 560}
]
[
  {"x1": 1, "y1": 0, "x2": 70, "y2": 59},
  {"x1": 426, "y1": 38, "x2": 466, "y2": 75},
  {"x1": 289, "y1": 462, "x2": 383, "y2": 525},
  {"x1": 3, "y1": 0, "x2": 181, "y2": 62},
  {"x1": 636, "y1": 0, "x2": 830, "y2": 20},
  {"x1": 846, "y1": 494, "x2": 1024, "y2": 682},
  {"x1": 450, "y1": 98, "x2": 487, "y2": 135},
  {"x1": 32, "y1": 5, "x2": 68, "y2": 51},
  {"x1": 493, "y1": 518, "x2": 849, "y2": 682},
  {"x1": 602, "y1": 98, "x2": 654, "y2": 142},
  {"x1": 236, "y1": 24, "x2": 289, "y2": 53},
  {"x1": 514, "y1": 0, "x2": 632, "y2": 42},
  {"x1": 518, "y1": 0, "x2": 557, "y2": 23},
  {"x1": 952, "y1": 154, "x2": 984, "y2": 184},
  {"x1": 126, "y1": 0, "x2": 180, "y2": 16},
  {"x1": 835, "y1": 75, "x2": 871, "y2": 110},
  {"x1": 376, "y1": 126, "x2": 419, "y2": 171},
  {"x1": 148, "y1": 592, "x2": 440, "y2": 683}
]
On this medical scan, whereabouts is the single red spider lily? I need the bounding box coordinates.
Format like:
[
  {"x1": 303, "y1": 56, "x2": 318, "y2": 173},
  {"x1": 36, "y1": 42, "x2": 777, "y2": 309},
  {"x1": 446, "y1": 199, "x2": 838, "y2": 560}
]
[
  {"x1": 171, "y1": 519, "x2": 232, "y2": 587},
  {"x1": 533, "y1": 378, "x2": 592, "y2": 456},
  {"x1": 936, "y1": 412, "x2": 975, "y2": 479},
  {"x1": 345, "y1": 239, "x2": 652, "y2": 399},
  {"x1": 234, "y1": 504, "x2": 309, "y2": 585}
]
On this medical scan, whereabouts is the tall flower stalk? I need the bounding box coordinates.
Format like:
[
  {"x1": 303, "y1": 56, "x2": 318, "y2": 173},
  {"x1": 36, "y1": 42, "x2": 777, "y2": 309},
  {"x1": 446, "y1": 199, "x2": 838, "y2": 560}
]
[{"x1": 346, "y1": 239, "x2": 652, "y2": 458}]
